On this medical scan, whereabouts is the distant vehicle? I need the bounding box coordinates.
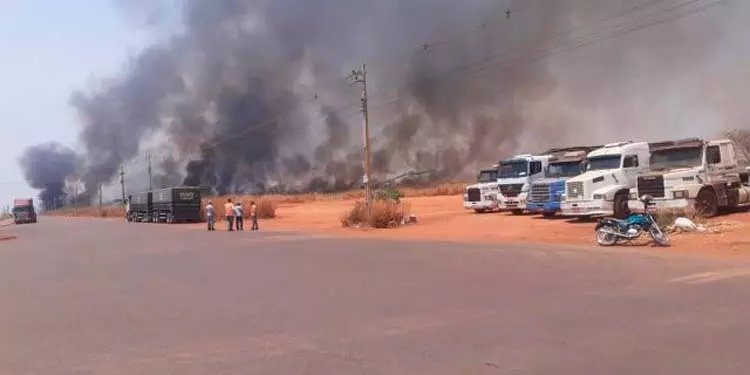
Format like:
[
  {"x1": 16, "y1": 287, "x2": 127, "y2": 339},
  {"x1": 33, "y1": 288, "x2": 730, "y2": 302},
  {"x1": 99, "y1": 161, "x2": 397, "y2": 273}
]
[
  {"x1": 151, "y1": 187, "x2": 202, "y2": 223},
  {"x1": 12, "y1": 198, "x2": 37, "y2": 224},
  {"x1": 629, "y1": 138, "x2": 750, "y2": 217},
  {"x1": 127, "y1": 191, "x2": 152, "y2": 222},
  {"x1": 496, "y1": 154, "x2": 553, "y2": 215},
  {"x1": 463, "y1": 166, "x2": 500, "y2": 213},
  {"x1": 526, "y1": 146, "x2": 602, "y2": 218},
  {"x1": 561, "y1": 141, "x2": 651, "y2": 218}
]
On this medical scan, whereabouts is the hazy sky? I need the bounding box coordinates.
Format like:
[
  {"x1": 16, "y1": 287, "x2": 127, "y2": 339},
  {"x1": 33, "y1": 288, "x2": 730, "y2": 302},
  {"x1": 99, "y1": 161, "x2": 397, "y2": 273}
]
[{"x1": 0, "y1": 0, "x2": 147, "y2": 209}]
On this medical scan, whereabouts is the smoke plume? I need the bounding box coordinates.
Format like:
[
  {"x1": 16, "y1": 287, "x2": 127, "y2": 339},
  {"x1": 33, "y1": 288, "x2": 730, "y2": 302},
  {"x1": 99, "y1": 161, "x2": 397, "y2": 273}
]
[
  {"x1": 22, "y1": 0, "x2": 750, "y2": 196},
  {"x1": 18, "y1": 143, "x2": 80, "y2": 210}
]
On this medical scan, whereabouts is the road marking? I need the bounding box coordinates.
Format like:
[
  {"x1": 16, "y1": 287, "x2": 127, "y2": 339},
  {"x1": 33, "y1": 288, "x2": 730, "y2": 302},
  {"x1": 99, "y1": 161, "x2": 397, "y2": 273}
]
[{"x1": 670, "y1": 268, "x2": 750, "y2": 284}]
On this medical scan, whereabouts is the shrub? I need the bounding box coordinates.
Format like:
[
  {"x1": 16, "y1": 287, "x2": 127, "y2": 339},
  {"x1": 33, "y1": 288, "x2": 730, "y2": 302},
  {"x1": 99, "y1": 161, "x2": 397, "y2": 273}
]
[
  {"x1": 375, "y1": 186, "x2": 403, "y2": 202},
  {"x1": 341, "y1": 200, "x2": 411, "y2": 228}
]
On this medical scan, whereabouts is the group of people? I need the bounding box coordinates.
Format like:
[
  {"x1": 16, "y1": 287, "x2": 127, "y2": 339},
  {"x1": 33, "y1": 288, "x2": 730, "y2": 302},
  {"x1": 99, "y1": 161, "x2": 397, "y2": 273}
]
[{"x1": 204, "y1": 199, "x2": 259, "y2": 232}]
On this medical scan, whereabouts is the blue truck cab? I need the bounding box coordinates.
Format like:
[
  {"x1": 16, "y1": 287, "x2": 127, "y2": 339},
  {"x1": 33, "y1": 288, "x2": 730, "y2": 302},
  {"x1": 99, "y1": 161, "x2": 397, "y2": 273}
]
[{"x1": 526, "y1": 147, "x2": 600, "y2": 218}]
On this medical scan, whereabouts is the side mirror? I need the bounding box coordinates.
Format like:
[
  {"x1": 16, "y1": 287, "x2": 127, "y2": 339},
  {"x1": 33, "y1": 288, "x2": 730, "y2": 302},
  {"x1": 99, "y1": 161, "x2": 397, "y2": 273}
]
[{"x1": 580, "y1": 161, "x2": 589, "y2": 172}]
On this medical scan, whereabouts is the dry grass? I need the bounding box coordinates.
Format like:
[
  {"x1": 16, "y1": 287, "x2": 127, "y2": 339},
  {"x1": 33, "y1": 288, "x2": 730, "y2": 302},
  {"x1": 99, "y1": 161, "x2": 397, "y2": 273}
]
[
  {"x1": 651, "y1": 207, "x2": 706, "y2": 230},
  {"x1": 341, "y1": 200, "x2": 412, "y2": 229},
  {"x1": 46, "y1": 205, "x2": 126, "y2": 218}
]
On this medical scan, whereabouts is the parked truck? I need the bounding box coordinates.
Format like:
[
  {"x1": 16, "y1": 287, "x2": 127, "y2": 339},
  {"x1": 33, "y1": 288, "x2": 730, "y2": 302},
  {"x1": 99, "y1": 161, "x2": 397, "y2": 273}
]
[
  {"x1": 463, "y1": 166, "x2": 500, "y2": 213},
  {"x1": 496, "y1": 154, "x2": 553, "y2": 215},
  {"x1": 127, "y1": 191, "x2": 152, "y2": 222},
  {"x1": 561, "y1": 141, "x2": 651, "y2": 218},
  {"x1": 12, "y1": 198, "x2": 37, "y2": 224},
  {"x1": 628, "y1": 138, "x2": 750, "y2": 217},
  {"x1": 526, "y1": 146, "x2": 602, "y2": 218},
  {"x1": 151, "y1": 187, "x2": 202, "y2": 223}
]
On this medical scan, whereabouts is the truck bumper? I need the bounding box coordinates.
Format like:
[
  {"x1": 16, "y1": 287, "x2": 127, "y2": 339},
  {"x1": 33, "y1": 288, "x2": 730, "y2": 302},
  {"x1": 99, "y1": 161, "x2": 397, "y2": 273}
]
[
  {"x1": 628, "y1": 198, "x2": 693, "y2": 212},
  {"x1": 463, "y1": 200, "x2": 499, "y2": 211},
  {"x1": 561, "y1": 200, "x2": 613, "y2": 217},
  {"x1": 526, "y1": 201, "x2": 561, "y2": 213},
  {"x1": 499, "y1": 197, "x2": 527, "y2": 211}
]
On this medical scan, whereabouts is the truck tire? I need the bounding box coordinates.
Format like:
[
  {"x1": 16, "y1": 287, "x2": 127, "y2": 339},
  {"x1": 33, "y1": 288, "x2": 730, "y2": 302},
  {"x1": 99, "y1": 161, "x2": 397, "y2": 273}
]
[
  {"x1": 613, "y1": 193, "x2": 629, "y2": 219},
  {"x1": 696, "y1": 189, "x2": 719, "y2": 217},
  {"x1": 511, "y1": 209, "x2": 524, "y2": 215}
]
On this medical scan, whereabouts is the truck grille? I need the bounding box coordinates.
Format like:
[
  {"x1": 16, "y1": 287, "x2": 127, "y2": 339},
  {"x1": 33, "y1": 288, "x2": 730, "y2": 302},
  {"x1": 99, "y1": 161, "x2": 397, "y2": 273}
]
[
  {"x1": 499, "y1": 184, "x2": 524, "y2": 198},
  {"x1": 467, "y1": 188, "x2": 481, "y2": 202},
  {"x1": 567, "y1": 181, "x2": 584, "y2": 199},
  {"x1": 530, "y1": 183, "x2": 550, "y2": 203},
  {"x1": 637, "y1": 175, "x2": 665, "y2": 198}
]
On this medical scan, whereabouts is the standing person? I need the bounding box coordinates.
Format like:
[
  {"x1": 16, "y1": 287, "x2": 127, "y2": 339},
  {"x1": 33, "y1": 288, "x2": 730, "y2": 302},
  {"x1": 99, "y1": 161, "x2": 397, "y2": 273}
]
[
  {"x1": 125, "y1": 195, "x2": 131, "y2": 222},
  {"x1": 205, "y1": 201, "x2": 215, "y2": 231},
  {"x1": 224, "y1": 198, "x2": 235, "y2": 231},
  {"x1": 234, "y1": 202, "x2": 244, "y2": 231},
  {"x1": 250, "y1": 201, "x2": 259, "y2": 231}
]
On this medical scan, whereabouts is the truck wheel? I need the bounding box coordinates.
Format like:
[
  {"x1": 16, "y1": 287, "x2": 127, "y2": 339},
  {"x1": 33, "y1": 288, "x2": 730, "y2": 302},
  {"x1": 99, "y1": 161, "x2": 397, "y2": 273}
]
[
  {"x1": 613, "y1": 193, "x2": 629, "y2": 219},
  {"x1": 511, "y1": 209, "x2": 524, "y2": 215},
  {"x1": 542, "y1": 211, "x2": 556, "y2": 218},
  {"x1": 474, "y1": 208, "x2": 486, "y2": 214},
  {"x1": 696, "y1": 189, "x2": 719, "y2": 217}
]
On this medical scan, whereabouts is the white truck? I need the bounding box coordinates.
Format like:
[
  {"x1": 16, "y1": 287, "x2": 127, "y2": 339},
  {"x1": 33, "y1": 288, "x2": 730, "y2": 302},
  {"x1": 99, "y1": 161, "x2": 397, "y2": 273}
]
[
  {"x1": 629, "y1": 138, "x2": 750, "y2": 217},
  {"x1": 463, "y1": 166, "x2": 500, "y2": 213},
  {"x1": 496, "y1": 154, "x2": 553, "y2": 215},
  {"x1": 561, "y1": 141, "x2": 651, "y2": 218}
]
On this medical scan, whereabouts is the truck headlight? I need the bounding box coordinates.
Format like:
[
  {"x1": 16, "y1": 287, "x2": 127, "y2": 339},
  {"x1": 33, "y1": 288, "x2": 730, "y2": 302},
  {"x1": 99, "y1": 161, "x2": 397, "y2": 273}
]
[
  {"x1": 629, "y1": 193, "x2": 638, "y2": 200},
  {"x1": 593, "y1": 194, "x2": 604, "y2": 200},
  {"x1": 673, "y1": 190, "x2": 688, "y2": 199}
]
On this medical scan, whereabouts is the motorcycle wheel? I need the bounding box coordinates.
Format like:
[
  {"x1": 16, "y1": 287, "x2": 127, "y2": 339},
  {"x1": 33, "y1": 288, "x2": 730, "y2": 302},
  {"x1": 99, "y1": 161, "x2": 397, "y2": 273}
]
[
  {"x1": 649, "y1": 226, "x2": 670, "y2": 246},
  {"x1": 595, "y1": 225, "x2": 619, "y2": 246}
]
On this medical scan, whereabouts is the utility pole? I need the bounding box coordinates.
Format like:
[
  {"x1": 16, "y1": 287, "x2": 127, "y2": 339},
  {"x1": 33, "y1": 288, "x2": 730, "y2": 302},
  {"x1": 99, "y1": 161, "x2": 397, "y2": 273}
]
[
  {"x1": 98, "y1": 184, "x2": 103, "y2": 207},
  {"x1": 120, "y1": 166, "x2": 126, "y2": 206},
  {"x1": 348, "y1": 64, "x2": 373, "y2": 220},
  {"x1": 146, "y1": 153, "x2": 153, "y2": 191},
  {"x1": 74, "y1": 184, "x2": 78, "y2": 217}
]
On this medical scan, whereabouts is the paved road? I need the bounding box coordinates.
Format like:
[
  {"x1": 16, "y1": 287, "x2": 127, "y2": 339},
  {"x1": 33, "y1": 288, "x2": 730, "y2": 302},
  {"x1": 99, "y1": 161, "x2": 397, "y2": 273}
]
[{"x1": 1, "y1": 217, "x2": 750, "y2": 374}]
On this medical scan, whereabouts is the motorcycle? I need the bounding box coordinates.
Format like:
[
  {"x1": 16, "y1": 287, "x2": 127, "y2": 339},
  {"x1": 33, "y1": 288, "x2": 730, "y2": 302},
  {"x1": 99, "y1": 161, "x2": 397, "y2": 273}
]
[{"x1": 595, "y1": 195, "x2": 669, "y2": 246}]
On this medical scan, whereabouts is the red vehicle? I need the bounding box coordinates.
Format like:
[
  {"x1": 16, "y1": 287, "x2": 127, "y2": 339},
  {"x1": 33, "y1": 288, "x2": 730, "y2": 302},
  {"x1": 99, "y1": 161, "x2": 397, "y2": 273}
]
[{"x1": 13, "y1": 198, "x2": 37, "y2": 224}]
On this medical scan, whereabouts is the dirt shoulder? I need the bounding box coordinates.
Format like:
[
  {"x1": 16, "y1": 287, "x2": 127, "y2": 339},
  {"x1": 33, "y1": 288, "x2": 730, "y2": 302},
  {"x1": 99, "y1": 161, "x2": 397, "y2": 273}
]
[{"x1": 245, "y1": 195, "x2": 750, "y2": 260}]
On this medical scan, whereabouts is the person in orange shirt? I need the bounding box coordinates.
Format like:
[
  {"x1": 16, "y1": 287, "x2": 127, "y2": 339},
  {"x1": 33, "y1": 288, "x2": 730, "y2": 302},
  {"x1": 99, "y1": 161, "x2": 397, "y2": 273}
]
[{"x1": 224, "y1": 198, "x2": 235, "y2": 231}]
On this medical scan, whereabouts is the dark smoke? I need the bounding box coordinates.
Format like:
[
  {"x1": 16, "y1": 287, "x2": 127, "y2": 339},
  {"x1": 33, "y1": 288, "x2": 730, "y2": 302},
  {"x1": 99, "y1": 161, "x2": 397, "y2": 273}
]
[
  {"x1": 25, "y1": 0, "x2": 749, "y2": 196},
  {"x1": 18, "y1": 143, "x2": 80, "y2": 210}
]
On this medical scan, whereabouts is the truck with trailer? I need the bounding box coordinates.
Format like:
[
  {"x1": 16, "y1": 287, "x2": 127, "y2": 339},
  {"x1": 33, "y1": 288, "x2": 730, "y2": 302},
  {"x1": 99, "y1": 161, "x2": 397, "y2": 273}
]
[
  {"x1": 463, "y1": 165, "x2": 500, "y2": 213},
  {"x1": 561, "y1": 141, "x2": 651, "y2": 219},
  {"x1": 496, "y1": 154, "x2": 554, "y2": 215},
  {"x1": 526, "y1": 146, "x2": 602, "y2": 218},
  {"x1": 127, "y1": 191, "x2": 152, "y2": 222},
  {"x1": 151, "y1": 187, "x2": 202, "y2": 223},
  {"x1": 12, "y1": 198, "x2": 37, "y2": 224},
  {"x1": 628, "y1": 138, "x2": 750, "y2": 217}
]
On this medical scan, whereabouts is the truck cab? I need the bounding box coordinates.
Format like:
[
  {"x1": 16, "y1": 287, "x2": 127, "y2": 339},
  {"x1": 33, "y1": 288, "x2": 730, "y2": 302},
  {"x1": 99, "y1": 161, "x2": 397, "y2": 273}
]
[
  {"x1": 561, "y1": 142, "x2": 650, "y2": 218},
  {"x1": 463, "y1": 166, "x2": 500, "y2": 213},
  {"x1": 629, "y1": 138, "x2": 750, "y2": 217},
  {"x1": 12, "y1": 198, "x2": 37, "y2": 224},
  {"x1": 526, "y1": 147, "x2": 599, "y2": 218},
  {"x1": 496, "y1": 154, "x2": 553, "y2": 215}
]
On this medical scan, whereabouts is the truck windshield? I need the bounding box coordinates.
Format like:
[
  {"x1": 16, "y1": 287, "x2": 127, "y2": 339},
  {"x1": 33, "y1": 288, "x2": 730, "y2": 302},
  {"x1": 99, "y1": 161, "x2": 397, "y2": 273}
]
[
  {"x1": 477, "y1": 170, "x2": 498, "y2": 183},
  {"x1": 587, "y1": 155, "x2": 621, "y2": 171},
  {"x1": 547, "y1": 161, "x2": 582, "y2": 178},
  {"x1": 498, "y1": 161, "x2": 528, "y2": 178},
  {"x1": 650, "y1": 147, "x2": 703, "y2": 171}
]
